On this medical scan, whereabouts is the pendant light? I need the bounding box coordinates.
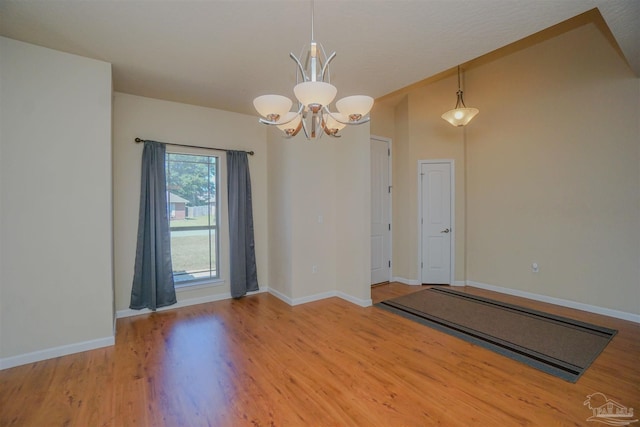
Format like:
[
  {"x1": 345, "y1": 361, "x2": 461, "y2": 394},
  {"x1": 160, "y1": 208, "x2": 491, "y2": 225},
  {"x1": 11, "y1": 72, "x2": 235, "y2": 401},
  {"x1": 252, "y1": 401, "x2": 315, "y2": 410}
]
[{"x1": 441, "y1": 66, "x2": 479, "y2": 127}]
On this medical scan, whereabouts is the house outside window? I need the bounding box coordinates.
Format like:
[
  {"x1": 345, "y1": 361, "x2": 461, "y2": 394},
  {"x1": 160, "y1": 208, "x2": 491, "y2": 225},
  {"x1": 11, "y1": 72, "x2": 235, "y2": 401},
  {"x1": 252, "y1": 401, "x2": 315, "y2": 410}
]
[{"x1": 166, "y1": 153, "x2": 219, "y2": 284}]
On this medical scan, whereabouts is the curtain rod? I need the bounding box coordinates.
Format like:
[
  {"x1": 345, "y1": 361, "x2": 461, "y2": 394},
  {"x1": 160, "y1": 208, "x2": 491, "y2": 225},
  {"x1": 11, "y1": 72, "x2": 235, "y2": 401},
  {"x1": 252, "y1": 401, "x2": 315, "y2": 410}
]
[{"x1": 134, "y1": 138, "x2": 254, "y2": 156}]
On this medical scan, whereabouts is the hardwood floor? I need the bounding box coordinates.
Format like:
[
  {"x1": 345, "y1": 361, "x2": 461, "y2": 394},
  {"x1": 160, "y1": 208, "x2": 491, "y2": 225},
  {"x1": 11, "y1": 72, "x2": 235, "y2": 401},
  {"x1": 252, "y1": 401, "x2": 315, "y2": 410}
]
[{"x1": 1, "y1": 283, "x2": 638, "y2": 426}]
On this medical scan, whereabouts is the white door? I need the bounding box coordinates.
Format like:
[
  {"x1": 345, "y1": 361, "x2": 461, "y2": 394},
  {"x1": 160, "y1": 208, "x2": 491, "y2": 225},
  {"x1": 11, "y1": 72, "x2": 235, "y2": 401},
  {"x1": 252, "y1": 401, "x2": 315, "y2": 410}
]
[
  {"x1": 371, "y1": 137, "x2": 391, "y2": 285},
  {"x1": 420, "y1": 161, "x2": 453, "y2": 284}
]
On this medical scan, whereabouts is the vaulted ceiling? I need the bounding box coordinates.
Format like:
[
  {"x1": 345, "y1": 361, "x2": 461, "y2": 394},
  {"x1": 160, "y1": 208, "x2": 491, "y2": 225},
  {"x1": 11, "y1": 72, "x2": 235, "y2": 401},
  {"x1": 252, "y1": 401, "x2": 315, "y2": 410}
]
[{"x1": 1, "y1": 1, "x2": 638, "y2": 116}]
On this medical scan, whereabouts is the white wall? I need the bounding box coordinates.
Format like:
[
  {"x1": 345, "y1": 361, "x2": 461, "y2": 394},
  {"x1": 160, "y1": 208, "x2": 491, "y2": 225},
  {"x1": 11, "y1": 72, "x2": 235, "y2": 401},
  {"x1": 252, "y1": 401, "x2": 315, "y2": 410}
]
[
  {"x1": 0, "y1": 37, "x2": 114, "y2": 367},
  {"x1": 335, "y1": 124, "x2": 372, "y2": 302},
  {"x1": 266, "y1": 125, "x2": 372, "y2": 306},
  {"x1": 115, "y1": 94, "x2": 371, "y2": 310},
  {"x1": 266, "y1": 129, "x2": 294, "y2": 298},
  {"x1": 112, "y1": 93, "x2": 268, "y2": 313}
]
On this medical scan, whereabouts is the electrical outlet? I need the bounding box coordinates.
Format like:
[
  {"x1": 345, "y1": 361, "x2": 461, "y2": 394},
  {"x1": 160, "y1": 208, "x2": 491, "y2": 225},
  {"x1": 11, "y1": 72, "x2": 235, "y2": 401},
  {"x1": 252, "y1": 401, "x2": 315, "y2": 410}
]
[
  {"x1": 312, "y1": 265, "x2": 318, "y2": 274},
  {"x1": 531, "y1": 262, "x2": 539, "y2": 273}
]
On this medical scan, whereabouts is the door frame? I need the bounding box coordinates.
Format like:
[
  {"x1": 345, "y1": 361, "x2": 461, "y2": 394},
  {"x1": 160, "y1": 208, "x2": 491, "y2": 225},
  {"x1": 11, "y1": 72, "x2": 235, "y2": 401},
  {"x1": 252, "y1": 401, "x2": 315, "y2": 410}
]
[
  {"x1": 371, "y1": 135, "x2": 392, "y2": 283},
  {"x1": 417, "y1": 159, "x2": 455, "y2": 285}
]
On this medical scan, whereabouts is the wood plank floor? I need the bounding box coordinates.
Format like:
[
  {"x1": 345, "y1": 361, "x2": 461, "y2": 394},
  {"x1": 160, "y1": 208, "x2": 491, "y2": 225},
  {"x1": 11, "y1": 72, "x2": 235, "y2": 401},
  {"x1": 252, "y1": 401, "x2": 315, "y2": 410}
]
[{"x1": 1, "y1": 283, "x2": 638, "y2": 426}]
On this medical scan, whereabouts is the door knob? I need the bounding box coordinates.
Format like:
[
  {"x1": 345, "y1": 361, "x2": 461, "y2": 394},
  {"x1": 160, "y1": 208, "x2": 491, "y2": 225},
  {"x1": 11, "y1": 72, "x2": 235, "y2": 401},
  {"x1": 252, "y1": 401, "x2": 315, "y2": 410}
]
[{"x1": 441, "y1": 228, "x2": 450, "y2": 233}]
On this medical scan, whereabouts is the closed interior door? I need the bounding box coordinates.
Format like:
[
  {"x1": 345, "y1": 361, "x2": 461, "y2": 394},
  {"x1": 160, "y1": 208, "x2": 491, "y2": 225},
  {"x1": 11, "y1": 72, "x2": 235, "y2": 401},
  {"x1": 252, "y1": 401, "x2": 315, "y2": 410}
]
[
  {"x1": 420, "y1": 162, "x2": 452, "y2": 284},
  {"x1": 371, "y1": 138, "x2": 391, "y2": 285}
]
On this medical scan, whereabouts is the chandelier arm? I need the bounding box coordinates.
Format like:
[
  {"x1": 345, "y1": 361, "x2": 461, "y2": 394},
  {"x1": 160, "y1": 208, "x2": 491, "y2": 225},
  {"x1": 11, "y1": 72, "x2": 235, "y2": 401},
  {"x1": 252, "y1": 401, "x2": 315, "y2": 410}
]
[
  {"x1": 259, "y1": 117, "x2": 277, "y2": 126},
  {"x1": 310, "y1": 111, "x2": 324, "y2": 139},
  {"x1": 323, "y1": 107, "x2": 371, "y2": 125},
  {"x1": 284, "y1": 121, "x2": 303, "y2": 138},
  {"x1": 290, "y1": 53, "x2": 308, "y2": 82},
  {"x1": 311, "y1": 112, "x2": 317, "y2": 138},
  {"x1": 351, "y1": 116, "x2": 371, "y2": 125},
  {"x1": 258, "y1": 104, "x2": 305, "y2": 126},
  {"x1": 321, "y1": 117, "x2": 341, "y2": 138},
  {"x1": 323, "y1": 127, "x2": 341, "y2": 137},
  {"x1": 320, "y1": 51, "x2": 336, "y2": 82},
  {"x1": 300, "y1": 115, "x2": 311, "y2": 139}
]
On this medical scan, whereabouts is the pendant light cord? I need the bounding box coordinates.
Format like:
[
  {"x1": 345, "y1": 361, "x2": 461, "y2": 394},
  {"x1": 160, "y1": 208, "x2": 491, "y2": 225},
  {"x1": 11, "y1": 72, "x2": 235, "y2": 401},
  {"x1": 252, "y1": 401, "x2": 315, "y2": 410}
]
[{"x1": 456, "y1": 65, "x2": 466, "y2": 108}]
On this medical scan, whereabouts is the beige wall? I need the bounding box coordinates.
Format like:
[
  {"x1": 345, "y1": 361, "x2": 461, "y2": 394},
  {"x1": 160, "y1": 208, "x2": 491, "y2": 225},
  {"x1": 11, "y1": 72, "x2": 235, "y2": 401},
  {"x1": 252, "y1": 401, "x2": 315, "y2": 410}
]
[
  {"x1": 466, "y1": 22, "x2": 639, "y2": 314},
  {"x1": 390, "y1": 97, "x2": 413, "y2": 280},
  {"x1": 370, "y1": 102, "x2": 396, "y2": 140},
  {"x1": 373, "y1": 84, "x2": 467, "y2": 284},
  {"x1": 372, "y1": 21, "x2": 639, "y2": 315},
  {"x1": 112, "y1": 93, "x2": 268, "y2": 312},
  {"x1": 409, "y1": 79, "x2": 467, "y2": 283},
  {"x1": 0, "y1": 38, "x2": 114, "y2": 364}
]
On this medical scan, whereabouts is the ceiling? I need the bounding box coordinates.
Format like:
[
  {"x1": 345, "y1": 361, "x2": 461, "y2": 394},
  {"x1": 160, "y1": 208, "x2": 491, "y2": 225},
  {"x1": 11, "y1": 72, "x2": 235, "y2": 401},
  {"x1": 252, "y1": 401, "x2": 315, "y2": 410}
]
[{"x1": 1, "y1": 1, "x2": 638, "y2": 116}]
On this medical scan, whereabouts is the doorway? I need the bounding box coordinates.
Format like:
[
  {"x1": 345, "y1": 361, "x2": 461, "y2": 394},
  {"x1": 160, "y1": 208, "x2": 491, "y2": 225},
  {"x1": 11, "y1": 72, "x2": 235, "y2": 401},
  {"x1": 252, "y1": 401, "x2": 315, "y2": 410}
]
[
  {"x1": 419, "y1": 160, "x2": 455, "y2": 284},
  {"x1": 371, "y1": 136, "x2": 392, "y2": 285}
]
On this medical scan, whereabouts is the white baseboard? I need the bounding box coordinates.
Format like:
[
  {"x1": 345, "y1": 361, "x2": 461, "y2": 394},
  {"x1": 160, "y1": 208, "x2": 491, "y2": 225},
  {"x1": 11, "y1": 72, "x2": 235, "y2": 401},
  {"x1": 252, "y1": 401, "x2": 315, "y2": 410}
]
[
  {"x1": 116, "y1": 287, "x2": 269, "y2": 319},
  {"x1": 337, "y1": 291, "x2": 372, "y2": 307},
  {"x1": 392, "y1": 276, "x2": 421, "y2": 285},
  {"x1": 267, "y1": 287, "x2": 294, "y2": 305},
  {"x1": 293, "y1": 290, "x2": 337, "y2": 306},
  {"x1": 268, "y1": 288, "x2": 372, "y2": 307},
  {"x1": 467, "y1": 281, "x2": 640, "y2": 324},
  {"x1": 452, "y1": 281, "x2": 466, "y2": 286},
  {"x1": 0, "y1": 336, "x2": 115, "y2": 371}
]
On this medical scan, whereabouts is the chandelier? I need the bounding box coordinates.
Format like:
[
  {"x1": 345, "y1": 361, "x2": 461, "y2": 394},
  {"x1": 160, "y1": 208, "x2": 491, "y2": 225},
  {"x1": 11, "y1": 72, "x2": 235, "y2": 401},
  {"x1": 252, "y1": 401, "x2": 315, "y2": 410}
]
[
  {"x1": 441, "y1": 66, "x2": 479, "y2": 127},
  {"x1": 253, "y1": 0, "x2": 374, "y2": 139}
]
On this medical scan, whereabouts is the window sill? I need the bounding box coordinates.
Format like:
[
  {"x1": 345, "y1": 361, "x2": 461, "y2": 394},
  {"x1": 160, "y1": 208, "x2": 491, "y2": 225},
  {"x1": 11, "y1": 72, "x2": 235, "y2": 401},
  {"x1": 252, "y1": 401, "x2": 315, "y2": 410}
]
[{"x1": 175, "y1": 278, "x2": 225, "y2": 292}]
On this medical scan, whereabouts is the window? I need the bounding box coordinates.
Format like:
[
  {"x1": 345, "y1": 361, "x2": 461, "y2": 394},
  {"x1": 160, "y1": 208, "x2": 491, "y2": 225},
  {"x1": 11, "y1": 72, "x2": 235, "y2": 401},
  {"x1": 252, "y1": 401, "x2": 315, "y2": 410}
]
[{"x1": 166, "y1": 153, "x2": 219, "y2": 285}]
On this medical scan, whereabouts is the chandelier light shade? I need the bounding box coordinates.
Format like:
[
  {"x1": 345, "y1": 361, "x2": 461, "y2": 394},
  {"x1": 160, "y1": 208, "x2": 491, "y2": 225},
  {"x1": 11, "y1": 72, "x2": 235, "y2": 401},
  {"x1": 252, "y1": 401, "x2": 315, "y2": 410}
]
[
  {"x1": 276, "y1": 112, "x2": 302, "y2": 136},
  {"x1": 253, "y1": 0, "x2": 373, "y2": 139},
  {"x1": 336, "y1": 95, "x2": 375, "y2": 121},
  {"x1": 323, "y1": 112, "x2": 348, "y2": 135},
  {"x1": 253, "y1": 95, "x2": 292, "y2": 122},
  {"x1": 441, "y1": 66, "x2": 479, "y2": 127},
  {"x1": 293, "y1": 81, "x2": 337, "y2": 110}
]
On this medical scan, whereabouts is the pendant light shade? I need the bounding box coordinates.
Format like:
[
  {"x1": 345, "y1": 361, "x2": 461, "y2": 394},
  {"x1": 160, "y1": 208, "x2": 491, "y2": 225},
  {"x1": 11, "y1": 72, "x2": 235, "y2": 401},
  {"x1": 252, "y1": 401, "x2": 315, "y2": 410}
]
[
  {"x1": 441, "y1": 96, "x2": 479, "y2": 126},
  {"x1": 442, "y1": 66, "x2": 479, "y2": 127}
]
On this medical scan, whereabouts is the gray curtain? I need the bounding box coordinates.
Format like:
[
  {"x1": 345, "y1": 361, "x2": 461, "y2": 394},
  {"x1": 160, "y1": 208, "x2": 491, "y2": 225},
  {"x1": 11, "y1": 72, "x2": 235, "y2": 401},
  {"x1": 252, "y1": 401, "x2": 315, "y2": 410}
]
[
  {"x1": 227, "y1": 150, "x2": 259, "y2": 298},
  {"x1": 130, "y1": 141, "x2": 177, "y2": 310}
]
